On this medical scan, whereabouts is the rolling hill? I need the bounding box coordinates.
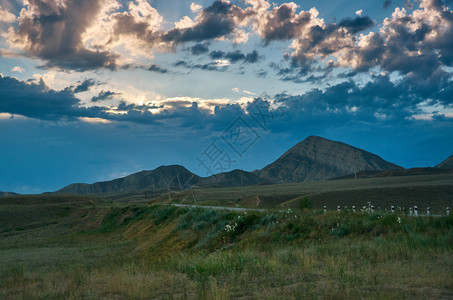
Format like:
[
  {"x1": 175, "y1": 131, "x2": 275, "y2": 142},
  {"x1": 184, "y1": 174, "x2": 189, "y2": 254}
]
[
  {"x1": 436, "y1": 154, "x2": 453, "y2": 169},
  {"x1": 254, "y1": 136, "x2": 402, "y2": 183}
]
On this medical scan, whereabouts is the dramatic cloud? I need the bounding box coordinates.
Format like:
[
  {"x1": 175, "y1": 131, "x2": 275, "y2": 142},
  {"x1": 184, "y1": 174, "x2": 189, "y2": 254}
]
[
  {"x1": 251, "y1": 2, "x2": 375, "y2": 76},
  {"x1": 3, "y1": 0, "x2": 452, "y2": 84},
  {"x1": 8, "y1": 0, "x2": 118, "y2": 71},
  {"x1": 162, "y1": 0, "x2": 251, "y2": 44},
  {"x1": 0, "y1": 75, "x2": 86, "y2": 120},
  {"x1": 73, "y1": 79, "x2": 97, "y2": 93},
  {"x1": 110, "y1": 0, "x2": 164, "y2": 54},
  {"x1": 340, "y1": 1, "x2": 453, "y2": 81}
]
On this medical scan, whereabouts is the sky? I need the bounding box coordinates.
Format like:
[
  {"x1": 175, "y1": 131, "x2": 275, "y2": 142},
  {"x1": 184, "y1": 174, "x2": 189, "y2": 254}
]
[{"x1": 0, "y1": 0, "x2": 453, "y2": 193}]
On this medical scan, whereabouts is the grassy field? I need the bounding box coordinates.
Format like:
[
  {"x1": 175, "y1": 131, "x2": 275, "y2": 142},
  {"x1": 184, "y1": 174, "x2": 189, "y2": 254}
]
[
  {"x1": 146, "y1": 173, "x2": 453, "y2": 214},
  {"x1": 1, "y1": 194, "x2": 452, "y2": 299}
]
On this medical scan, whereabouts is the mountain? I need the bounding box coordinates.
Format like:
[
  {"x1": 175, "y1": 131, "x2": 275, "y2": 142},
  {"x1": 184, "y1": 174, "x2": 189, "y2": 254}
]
[
  {"x1": 201, "y1": 169, "x2": 270, "y2": 188},
  {"x1": 56, "y1": 136, "x2": 404, "y2": 195},
  {"x1": 56, "y1": 165, "x2": 202, "y2": 194},
  {"x1": 57, "y1": 165, "x2": 268, "y2": 195},
  {"x1": 255, "y1": 136, "x2": 402, "y2": 183},
  {"x1": 436, "y1": 155, "x2": 453, "y2": 169}
]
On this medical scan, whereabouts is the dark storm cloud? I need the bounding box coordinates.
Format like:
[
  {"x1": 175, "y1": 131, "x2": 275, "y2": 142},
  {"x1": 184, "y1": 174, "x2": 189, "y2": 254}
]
[
  {"x1": 162, "y1": 1, "x2": 233, "y2": 43},
  {"x1": 0, "y1": 76, "x2": 156, "y2": 124},
  {"x1": 244, "y1": 50, "x2": 260, "y2": 63},
  {"x1": 338, "y1": 16, "x2": 374, "y2": 34},
  {"x1": 224, "y1": 50, "x2": 245, "y2": 63},
  {"x1": 270, "y1": 74, "x2": 453, "y2": 131},
  {"x1": 1, "y1": 72, "x2": 452, "y2": 148},
  {"x1": 148, "y1": 64, "x2": 168, "y2": 73},
  {"x1": 209, "y1": 50, "x2": 225, "y2": 59},
  {"x1": 91, "y1": 90, "x2": 120, "y2": 102},
  {"x1": 173, "y1": 60, "x2": 228, "y2": 71},
  {"x1": 0, "y1": 75, "x2": 88, "y2": 120},
  {"x1": 73, "y1": 79, "x2": 97, "y2": 93},
  {"x1": 11, "y1": 0, "x2": 117, "y2": 71},
  {"x1": 190, "y1": 43, "x2": 209, "y2": 55},
  {"x1": 161, "y1": 0, "x2": 251, "y2": 44},
  {"x1": 209, "y1": 50, "x2": 261, "y2": 63},
  {"x1": 117, "y1": 101, "x2": 163, "y2": 111}
]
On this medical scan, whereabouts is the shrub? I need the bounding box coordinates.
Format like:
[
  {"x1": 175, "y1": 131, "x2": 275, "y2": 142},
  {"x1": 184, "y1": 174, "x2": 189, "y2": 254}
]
[{"x1": 298, "y1": 197, "x2": 313, "y2": 210}]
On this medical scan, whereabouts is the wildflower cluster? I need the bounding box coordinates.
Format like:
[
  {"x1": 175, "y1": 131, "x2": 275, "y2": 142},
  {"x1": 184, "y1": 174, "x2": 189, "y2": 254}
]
[
  {"x1": 284, "y1": 208, "x2": 298, "y2": 219},
  {"x1": 224, "y1": 223, "x2": 237, "y2": 232},
  {"x1": 360, "y1": 202, "x2": 374, "y2": 214}
]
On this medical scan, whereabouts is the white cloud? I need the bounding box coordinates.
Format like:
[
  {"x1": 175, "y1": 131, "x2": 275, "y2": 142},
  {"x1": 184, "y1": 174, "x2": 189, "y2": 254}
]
[
  {"x1": 243, "y1": 90, "x2": 256, "y2": 95},
  {"x1": 174, "y1": 16, "x2": 196, "y2": 29},
  {"x1": 190, "y1": 3, "x2": 202, "y2": 13},
  {"x1": 0, "y1": 8, "x2": 16, "y2": 23},
  {"x1": 356, "y1": 9, "x2": 363, "y2": 16},
  {"x1": 214, "y1": 60, "x2": 231, "y2": 67},
  {"x1": 11, "y1": 66, "x2": 25, "y2": 73},
  {"x1": 232, "y1": 87, "x2": 239, "y2": 92},
  {"x1": 78, "y1": 117, "x2": 112, "y2": 124}
]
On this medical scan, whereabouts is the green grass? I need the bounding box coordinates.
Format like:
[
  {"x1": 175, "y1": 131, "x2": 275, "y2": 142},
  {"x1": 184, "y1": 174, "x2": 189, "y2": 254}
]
[
  {"x1": 161, "y1": 173, "x2": 453, "y2": 214},
  {"x1": 1, "y1": 195, "x2": 452, "y2": 299}
]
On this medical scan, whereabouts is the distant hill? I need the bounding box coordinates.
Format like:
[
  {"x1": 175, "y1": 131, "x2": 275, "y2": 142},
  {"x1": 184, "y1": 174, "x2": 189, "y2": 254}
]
[
  {"x1": 436, "y1": 155, "x2": 453, "y2": 169},
  {"x1": 0, "y1": 191, "x2": 17, "y2": 197},
  {"x1": 56, "y1": 165, "x2": 202, "y2": 194},
  {"x1": 56, "y1": 166, "x2": 267, "y2": 195},
  {"x1": 255, "y1": 136, "x2": 402, "y2": 183}
]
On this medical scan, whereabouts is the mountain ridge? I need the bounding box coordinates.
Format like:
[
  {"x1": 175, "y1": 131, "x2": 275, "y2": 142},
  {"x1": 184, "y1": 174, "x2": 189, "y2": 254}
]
[{"x1": 56, "y1": 136, "x2": 403, "y2": 194}]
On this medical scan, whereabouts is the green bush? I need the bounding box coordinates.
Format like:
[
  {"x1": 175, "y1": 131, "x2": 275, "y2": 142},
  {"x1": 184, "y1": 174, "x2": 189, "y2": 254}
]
[{"x1": 298, "y1": 197, "x2": 313, "y2": 210}]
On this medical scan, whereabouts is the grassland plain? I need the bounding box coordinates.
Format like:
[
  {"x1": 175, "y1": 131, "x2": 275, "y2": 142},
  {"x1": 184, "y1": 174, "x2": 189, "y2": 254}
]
[
  {"x1": 155, "y1": 173, "x2": 453, "y2": 213},
  {"x1": 0, "y1": 195, "x2": 452, "y2": 299}
]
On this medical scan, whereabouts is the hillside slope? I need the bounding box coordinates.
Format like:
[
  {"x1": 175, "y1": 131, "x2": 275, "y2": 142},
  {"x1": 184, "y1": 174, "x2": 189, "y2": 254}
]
[{"x1": 436, "y1": 154, "x2": 453, "y2": 169}]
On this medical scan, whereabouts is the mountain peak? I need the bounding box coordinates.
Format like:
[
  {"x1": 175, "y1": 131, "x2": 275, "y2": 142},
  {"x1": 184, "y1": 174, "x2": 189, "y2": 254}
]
[{"x1": 256, "y1": 136, "x2": 402, "y2": 183}]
